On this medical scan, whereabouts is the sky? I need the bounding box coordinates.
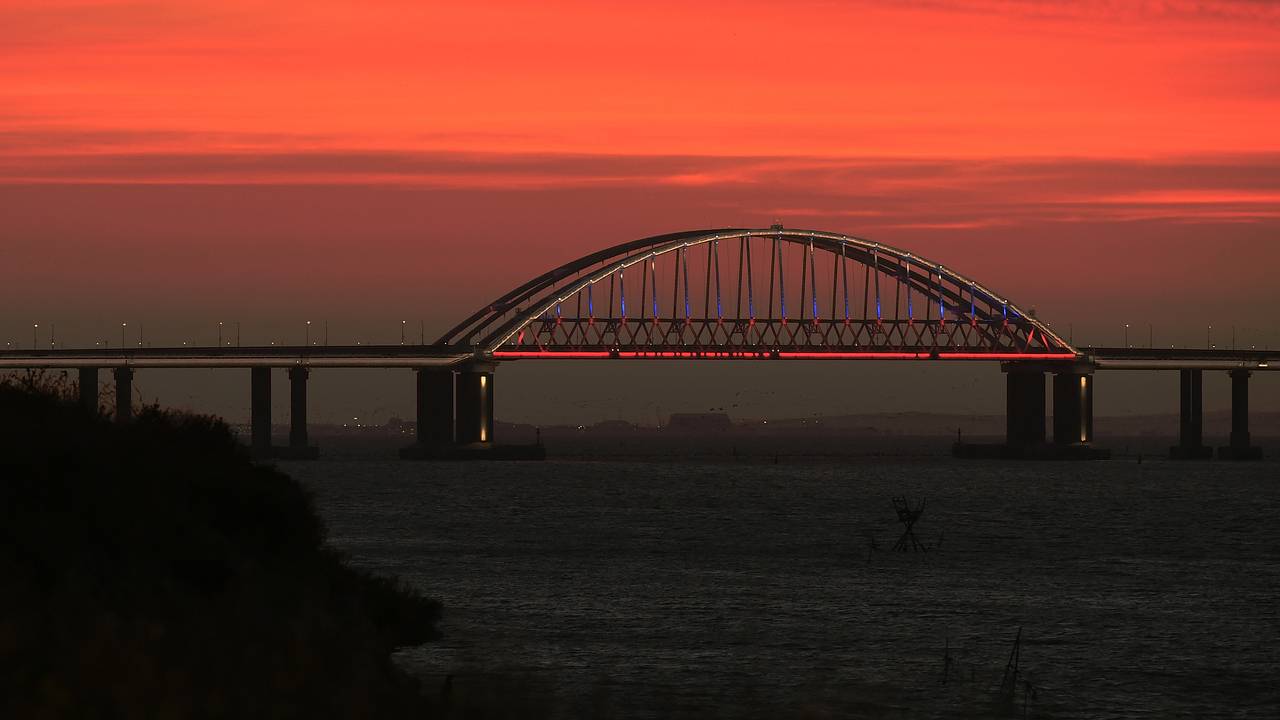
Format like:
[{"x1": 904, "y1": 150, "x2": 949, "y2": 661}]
[{"x1": 2, "y1": 0, "x2": 1278, "y2": 426}]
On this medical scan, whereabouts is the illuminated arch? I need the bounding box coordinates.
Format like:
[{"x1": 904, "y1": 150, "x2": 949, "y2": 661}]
[{"x1": 438, "y1": 228, "x2": 1076, "y2": 360}]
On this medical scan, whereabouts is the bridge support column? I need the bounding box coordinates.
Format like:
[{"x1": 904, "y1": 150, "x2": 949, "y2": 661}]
[
  {"x1": 278, "y1": 367, "x2": 319, "y2": 459},
  {"x1": 1052, "y1": 371, "x2": 1093, "y2": 445},
  {"x1": 455, "y1": 368, "x2": 494, "y2": 445},
  {"x1": 1171, "y1": 369, "x2": 1212, "y2": 459},
  {"x1": 78, "y1": 367, "x2": 99, "y2": 415},
  {"x1": 415, "y1": 368, "x2": 456, "y2": 446},
  {"x1": 113, "y1": 367, "x2": 133, "y2": 423},
  {"x1": 401, "y1": 363, "x2": 541, "y2": 460},
  {"x1": 1005, "y1": 368, "x2": 1045, "y2": 452},
  {"x1": 250, "y1": 367, "x2": 272, "y2": 459},
  {"x1": 1219, "y1": 369, "x2": 1262, "y2": 460}
]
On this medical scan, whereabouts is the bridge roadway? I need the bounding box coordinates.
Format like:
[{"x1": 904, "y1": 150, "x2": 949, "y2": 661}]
[
  {"x1": 0, "y1": 344, "x2": 1274, "y2": 370},
  {"x1": 0, "y1": 343, "x2": 1272, "y2": 461}
]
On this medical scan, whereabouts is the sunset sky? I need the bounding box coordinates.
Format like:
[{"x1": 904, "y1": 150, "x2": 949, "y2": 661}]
[{"x1": 2, "y1": 0, "x2": 1278, "y2": 423}]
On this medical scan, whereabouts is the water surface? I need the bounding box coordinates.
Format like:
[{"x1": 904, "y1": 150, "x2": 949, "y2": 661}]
[{"x1": 285, "y1": 458, "x2": 1280, "y2": 718}]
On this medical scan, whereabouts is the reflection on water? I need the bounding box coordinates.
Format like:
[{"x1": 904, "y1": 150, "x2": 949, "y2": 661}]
[{"x1": 285, "y1": 459, "x2": 1280, "y2": 718}]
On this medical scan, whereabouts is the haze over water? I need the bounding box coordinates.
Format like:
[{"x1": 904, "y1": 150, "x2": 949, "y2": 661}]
[{"x1": 287, "y1": 458, "x2": 1280, "y2": 718}]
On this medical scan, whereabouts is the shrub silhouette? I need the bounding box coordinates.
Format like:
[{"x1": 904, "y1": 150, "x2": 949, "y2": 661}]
[{"x1": 0, "y1": 375, "x2": 441, "y2": 718}]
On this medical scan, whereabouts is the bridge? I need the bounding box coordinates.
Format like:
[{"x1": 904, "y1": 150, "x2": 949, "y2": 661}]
[{"x1": 2, "y1": 227, "x2": 1273, "y2": 460}]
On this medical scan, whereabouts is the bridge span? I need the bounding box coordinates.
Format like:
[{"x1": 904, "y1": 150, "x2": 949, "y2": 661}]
[{"x1": 1, "y1": 227, "x2": 1272, "y2": 460}]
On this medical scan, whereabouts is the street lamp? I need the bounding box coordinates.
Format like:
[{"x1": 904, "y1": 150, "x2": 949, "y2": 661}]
[
  {"x1": 401, "y1": 320, "x2": 406, "y2": 345},
  {"x1": 121, "y1": 323, "x2": 127, "y2": 348},
  {"x1": 33, "y1": 323, "x2": 38, "y2": 350},
  {"x1": 306, "y1": 320, "x2": 312, "y2": 346},
  {"x1": 1124, "y1": 323, "x2": 1130, "y2": 348},
  {"x1": 218, "y1": 321, "x2": 224, "y2": 347},
  {"x1": 1207, "y1": 324, "x2": 1213, "y2": 349}
]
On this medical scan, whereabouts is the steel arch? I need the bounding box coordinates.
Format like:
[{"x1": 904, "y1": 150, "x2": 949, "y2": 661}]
[{"x1": 439, "y1": 227, "x2": 1077, "y2": 360}]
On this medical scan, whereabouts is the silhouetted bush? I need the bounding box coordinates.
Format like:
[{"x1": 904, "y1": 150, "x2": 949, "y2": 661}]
[{"x1": 0, "y1": 374, "x2": 441, "y2": 718}]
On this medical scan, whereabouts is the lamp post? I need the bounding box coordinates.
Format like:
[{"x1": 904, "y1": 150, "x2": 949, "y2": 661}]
[
  {"x1": 306, "y1": 320, "x2": 312, "y2": 346},
  {"x1": 1124, "y1": 323, "x2": 1130, "y2": 348},
  {"x1": 121, "y1": 323, "x2": 127, "y2": 348},
  {"x1": 218, "y1": 321, "x2": 223, "y2": 347},
  {"x1": 32, "y1": 323, "x2": 38, "y2": 350},
  {"x1": 1207, "y1": 324, "x2": 1213, "y2": 349},
  {"x1": 401, "y1": 320, "x2": 406, "y2": 345}
]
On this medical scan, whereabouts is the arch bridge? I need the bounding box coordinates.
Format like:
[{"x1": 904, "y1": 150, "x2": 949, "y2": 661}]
[
  {"x1": 440, "y1": 227, "x2": 1077, "y2": 361},
  {"x1": 2, "y1": 227, "x2": 1273, "y2": 460}
]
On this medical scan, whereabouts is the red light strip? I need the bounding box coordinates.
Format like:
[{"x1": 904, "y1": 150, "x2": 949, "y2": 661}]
[
  {"x1": 492, "y1": 351, "x2": 613, "y2": 359},
  {"x1": 493, "y1": 350, "x2": 1079, "y2": 361},
  {"x1": 937, "y1": 352, "x2": 1078, "y2": 360}
]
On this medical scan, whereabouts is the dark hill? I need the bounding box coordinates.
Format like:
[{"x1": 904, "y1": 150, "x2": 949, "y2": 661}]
[{"x1": 0, "y1": 374, "x2": 441, "y2": 718}]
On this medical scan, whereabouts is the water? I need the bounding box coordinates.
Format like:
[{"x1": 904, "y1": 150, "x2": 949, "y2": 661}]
[{"x1": 283, "y1": 458, "x2": 1280, "y2": 718}]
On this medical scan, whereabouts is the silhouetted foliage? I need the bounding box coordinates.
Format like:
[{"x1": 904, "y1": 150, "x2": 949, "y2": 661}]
[{"x1": 0, "y1": 375, "x2": 441, "y2": 718}]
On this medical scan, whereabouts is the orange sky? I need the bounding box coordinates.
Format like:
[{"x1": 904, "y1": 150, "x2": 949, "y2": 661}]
[
  {"x1": 5, "y1": 1, "x2": 1280, "y2": 160},
  {"x1": 2, "y1": 0, "x2": 1278, "y2": 421}
]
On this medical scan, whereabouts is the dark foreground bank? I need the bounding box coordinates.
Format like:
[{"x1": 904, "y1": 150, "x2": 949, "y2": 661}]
[{"x1": 0, "y1": 375, "x2": 441, "y2": 718}]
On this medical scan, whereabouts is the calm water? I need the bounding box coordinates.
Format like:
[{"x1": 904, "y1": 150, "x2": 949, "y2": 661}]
[{"x1": 283, "y1": 458, "x2": 1280, "y2": 718}]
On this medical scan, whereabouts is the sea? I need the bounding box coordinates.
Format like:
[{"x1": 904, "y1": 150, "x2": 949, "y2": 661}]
[{"x1": 282, "y1": 457, "x2": 1280, "y2": 719}]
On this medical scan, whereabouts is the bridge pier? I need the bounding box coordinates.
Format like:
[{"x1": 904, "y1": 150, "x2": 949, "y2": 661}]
[
  {"x1": 250, "y1": 367, "x2": 272, "y2": 459},
  {"x1": 1170, "y1": 369, "x2": 1212, "y2": 459},
  {"x1": 1052, "y1": 371, "x2": 1094, "y2": 445},
  {"x1": 455, "y1": 368, "x2": 494, "y2": 445},
  {"x1": 78, "y1": 367, "x2": 98, "y2": 415},
  {"x1": 113, "y1": 367, "x2": 133, "y2": 423},
  {"x1": 277, "y1": 367, "x2": 319, "y2": 459},
  {"x1": 955, "y1": 363, "x2": 1106, "y2": 459},
  {"x1": 1219, "y1": 369, "x2": 1262, "y2": 460},
  {"x1": 401, "y1": 363, "x2": 542, "y2": 460},
  {"x1": 1005, "y1": 368, "x2": 1045, "y2": 451},
  {"x1": 414, "y1": 368, "x2": 456, "y2": 446}
]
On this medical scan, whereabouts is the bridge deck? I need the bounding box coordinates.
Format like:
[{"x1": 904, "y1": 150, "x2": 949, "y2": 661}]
[
  {"x1": 0, "y1": 345, "x2": 1274, "y2": 370},
  {"x1": 1084, "y1": 347, "x2": 1276, "y2": 371},
  {"x1": 0, "y1": 345, "x2": 471, "y2": 369}
]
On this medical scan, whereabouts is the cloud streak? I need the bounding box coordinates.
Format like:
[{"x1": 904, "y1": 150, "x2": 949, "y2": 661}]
[{"x1": 4, "y1": 146, "x2": 1277, "y2": 229}]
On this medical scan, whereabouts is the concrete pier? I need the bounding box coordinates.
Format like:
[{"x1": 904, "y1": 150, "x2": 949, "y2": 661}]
[
  {"x1": 415, "y1": 368, "x2": 455, "y2": 446},
  {"x1": 277, "y1": 367, "x2": 319, "y2": 459},
  {"x1": 1052, "y1": 371, "x2": 1094, "y2": 445},
  {"x1": 1219, "y1": 369, "x2": 1262, "y2": 460},
  {"x1": 401, "y1": 364, "x2": 543, "y2": 460},
  {"x1": 1005, "y1": 368, "x2": 1045, "y2": 450},
  {"x1": 1170, "y1": 369, "x2": 1212, "y2": 459},
  {"x1": 454, "y1": 368, "x2": 494, "y2": 445},
  {"x1": 250, "y1": 367, "x2": 272, "y2": 458},
  {"x1": 954, "y1": 363, "x2": 1108, "y2": 459},
  {"x1": 78, "y1": 367, "x2": 98, "y2": 414},
  {"x1": 113, "y1": 367, "x2": 133, "y2": 423}
]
